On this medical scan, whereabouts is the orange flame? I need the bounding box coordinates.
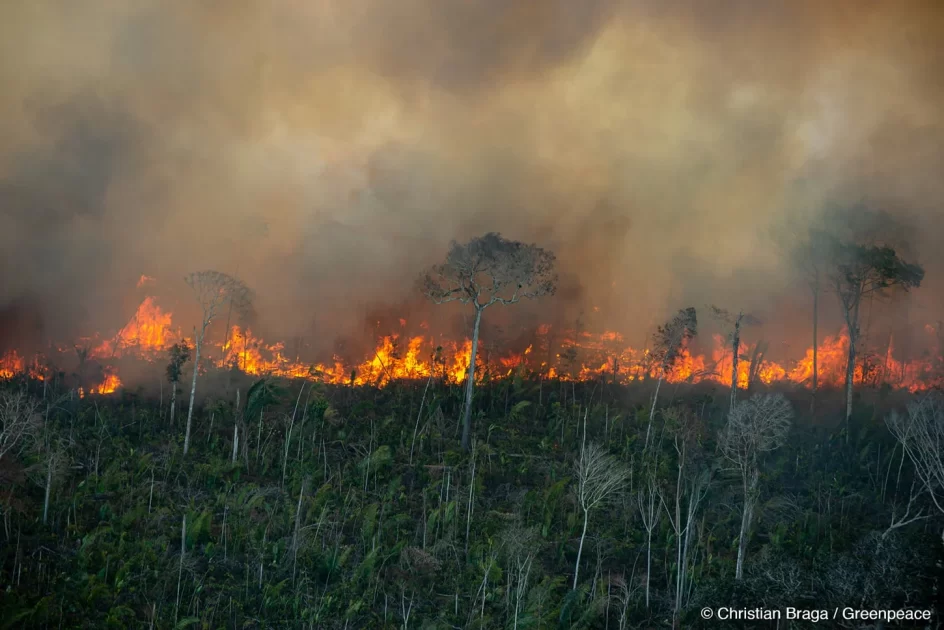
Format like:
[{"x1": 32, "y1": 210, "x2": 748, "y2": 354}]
[
  {"x1": 2, "y1": 295, "x2": 942, "y2": 396},
  {"x1": 91, "y1": 368, "x2": 122, "y2": 395}
]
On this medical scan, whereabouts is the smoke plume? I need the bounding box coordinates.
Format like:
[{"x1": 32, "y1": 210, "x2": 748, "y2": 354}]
[{"x1": 2, "y1": 0, "x2": 943, "y2": 361}]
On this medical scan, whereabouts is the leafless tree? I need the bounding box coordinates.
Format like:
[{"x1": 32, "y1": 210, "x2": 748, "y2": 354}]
[
  {"x1": 886, "y1": 394, "x2": 944, "y2": 535},
  {"x1": 636, "y1": 458, "x2": 661, "y2": 609},
  {"x1": 573, "y1": 442, "x2": 630, "y2": 590},
  {"x1": 421, "y1": 233, "x2": 557, "y2": 451},
  {"x1": 0, "y1": 390, "x2": 41, "y2": 466},
  {"x1": 709, "y1": 306, "x2": 761, "y2": 411},
  {"x1": 773, "y1": 220, "x2": 834, "y2": 414},
  {"x1": 608, "y1": 573, "x2": 639, "y2": 630},
  {"x1": 28, "y1": 432, "x2": 70, "y2": 526},
  {"x1": 182, "y1": 270, "x2": 253, "y2": 456},
  {"x1": 646, "y1": 308, "x2": 697, "y2": 449},
  {"x1": 791, "y1": 229, "x2": 833, "y2": 414},
  {"x1": 658, "y1": 406, "x2": 709, "y2": 618},
  {"x1": 165, "y1": 342, "x2": 191, "y2": 429},
  {"x1": 500, "y1": 524, "x2": 538, "y2": 629},
  {"x1": 720, "y1": 393, "x2": 793, "y2": 581},
  {"x1": 826, "y1": 240, "x2": 922, "y2": 426}
]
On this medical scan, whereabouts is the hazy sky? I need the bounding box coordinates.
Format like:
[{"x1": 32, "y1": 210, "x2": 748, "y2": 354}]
[{"x1": 1, "y1": 0, "x2": 942, "y2": 357}]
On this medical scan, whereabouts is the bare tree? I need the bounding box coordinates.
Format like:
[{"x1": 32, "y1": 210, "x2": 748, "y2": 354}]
[
  {"x1": 658, "y1": 406, "x2": 709, "y2": 618},
  {"x1": 792, "y1": 229, "x2": 833, "y2": 414},
  {"x1": 29, "y1": 432, "x2": 69, "y2": 526},
  {"x1": 0, "y1": 390, "x2": 40, "y2": 466},
  {"x1": 182, "y1": 271, "x2": 253, "y2": 455},
  {"x1": 165, "y1": 342, "x2": 191, "y2": 428},
  {"x1": 826, "y1": 240, "x2": 923, "y2": 426},
  {"x1": 773, "y1": 220, "x2": 834, "y2": 414},
  {"x1": 709, "y1": 306, "x2": 761, "y2": 410},
  {"x1": 720, "y1": 393, "x2": 793, "y2": 581},
  {"x1": 886, "y1": 395, "x2": 944, "y2": 532},
  {"x1": 421, "y1": 233, "x2": 557, "y2": 451},
  {"x1": 636, "y1": 465, "x2": 662, "y2": 608},
  {"x1": 501, "y1": 524, "x2": 538, "y2": 629},
  {"x1": 646, "y1": 308, "x2": 697, "y2": 448},
  {"x1": 573, "y1": 442, "x2": 630, "y2": 590},
  {"x1": 636, "y1": 458, "x2": 661, "y2": 609},
  {"x1": 608, "y1": 573, "x2": 638, "y2": 630}
]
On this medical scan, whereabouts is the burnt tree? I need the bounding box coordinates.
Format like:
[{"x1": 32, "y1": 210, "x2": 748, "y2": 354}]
[
  {"x1": 421, "y1": 233, "x2": 556, "y2": 451},
  {"x1": 165, "y1": 342, "x2": 191, "y2": 428},
  {"x1": 710, "y1": 306, "x2": 761, "y2": 411},
  {"x1": 794, "y1": 229, "x2": 833, "y2": 414}
]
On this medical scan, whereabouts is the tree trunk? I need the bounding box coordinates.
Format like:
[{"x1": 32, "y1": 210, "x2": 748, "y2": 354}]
[
  {"x1": 169, "y1": 383, "x2": 177, "y2": 427},
  {"x1": 844, "y1": 299, "x2": 861, "y2": 427},
  {"x1": 645, "y1": 527, "x2": 652, "y2": 608},
  {"x1": 646, "y1": 372, "x2": 665, "y2": 449},
  {"x1": 184, "y1": 327, "x2": 204, "y2": 456},
  {"x1": 42, "y1": 455, "x2": 53, "y2": 526},
  {"x1": 845, "y1": 333, "x2": 856, "y2": 424},
  {"x1": 735, "y1": 470, "x2": 758, "y2": 581},
  {"x1": 573, "y1": 507, "x2": 590, "y2": 590},
  {"x1": 292, "y1": 478, "x2": 306, "y2": 585},
  {"x1": 460, "y1": 308, "x2": 483, "y2": 452},
  {"x1": 730, "y1": 314, "x2": 741, "y2": 410},
  {"x1": 231, "y1": 422, "x2": 239, "y2": 465},
  {"x1": 175, "y1": 513, "x2": 186, "y2": 626},
  {"x1": 811, "y1": 279, "x2": 819, "y2": 414}
]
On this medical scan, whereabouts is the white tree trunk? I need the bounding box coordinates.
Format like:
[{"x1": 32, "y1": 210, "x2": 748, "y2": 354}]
[
  {"x1": 42, "y1": 455, "x2": 53, "y2": 525},
  {"x1": 169, "y1": 384, "x2": 176, "y2": 427},
  {"x1": 183, "y1": 328, "x2": 204, "y2": 456},
  {"x1": 646, "y1": 373, "x2": 665, "y2": 449},
  {"x1": 735, "y1": 470, "x2": 758, "y2": 581},
  {"x1": 231, "y1": 423, "x2": 239, "y2": 465},
  {"x1": 232, "y1": 388, "x2": 240, "y2": 465},
  {"x1": 573, "y1": 507, "x2": 590, "y2": 590},
  {"x1": 645, "y1": 527, "x2": 652, "y2": 608},
  {"x1": 460, "y1": 308, "x2": 483, "y2": 451},
  {"x1": 175, "y1": 513, "x2": 186, "y2": 625}
]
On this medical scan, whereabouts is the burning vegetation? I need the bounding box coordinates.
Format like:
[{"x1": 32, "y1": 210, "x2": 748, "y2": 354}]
[{"x1": 1, "y1": 288, "x2": 941, "y2": 396}]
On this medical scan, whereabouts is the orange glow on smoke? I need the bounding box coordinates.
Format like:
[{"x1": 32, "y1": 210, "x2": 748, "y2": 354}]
[{"x1": 1, "y1": 295, "x2": 942, "y2": 396}]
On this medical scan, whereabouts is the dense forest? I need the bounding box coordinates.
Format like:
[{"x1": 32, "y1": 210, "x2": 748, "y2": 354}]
[{"x1": 1, "y1": 366, "x2": 942, "y2": 629}]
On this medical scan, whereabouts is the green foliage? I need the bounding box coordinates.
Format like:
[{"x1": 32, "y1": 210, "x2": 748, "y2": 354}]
[{"x1": 0, "y1": 377, "x2": 938, "y2": 628}]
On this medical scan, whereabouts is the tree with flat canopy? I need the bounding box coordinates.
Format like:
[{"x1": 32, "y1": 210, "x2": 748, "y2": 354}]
[
  {"x1": 182, "y1": 270, "x2": 253, "y2": 456},
  {"x1": 421, "y1": 233, "x2": 557, "y2": 451},
  {"x1": 826, "y1": 240, "x2": 923, "y2": 427}
]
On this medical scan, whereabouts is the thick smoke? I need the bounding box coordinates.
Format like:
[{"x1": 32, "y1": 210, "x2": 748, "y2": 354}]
[{"x1": 1, "y1": 0, "x2": 943, "y2": 361}]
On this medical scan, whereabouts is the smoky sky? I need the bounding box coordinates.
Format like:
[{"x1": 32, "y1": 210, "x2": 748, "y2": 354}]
[{"x1": 1, "y1": 0, "x2": 943, "y2": 357}]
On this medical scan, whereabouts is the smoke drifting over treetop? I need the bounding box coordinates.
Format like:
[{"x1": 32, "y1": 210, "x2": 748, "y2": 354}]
[{"x1": 1, "y1": 0, "x2": 942, "y2": 354}]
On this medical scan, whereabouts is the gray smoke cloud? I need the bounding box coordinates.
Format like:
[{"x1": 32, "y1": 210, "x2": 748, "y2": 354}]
[{"x1": 1, "y1": 0, "x2": 942, "y2": 361}]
